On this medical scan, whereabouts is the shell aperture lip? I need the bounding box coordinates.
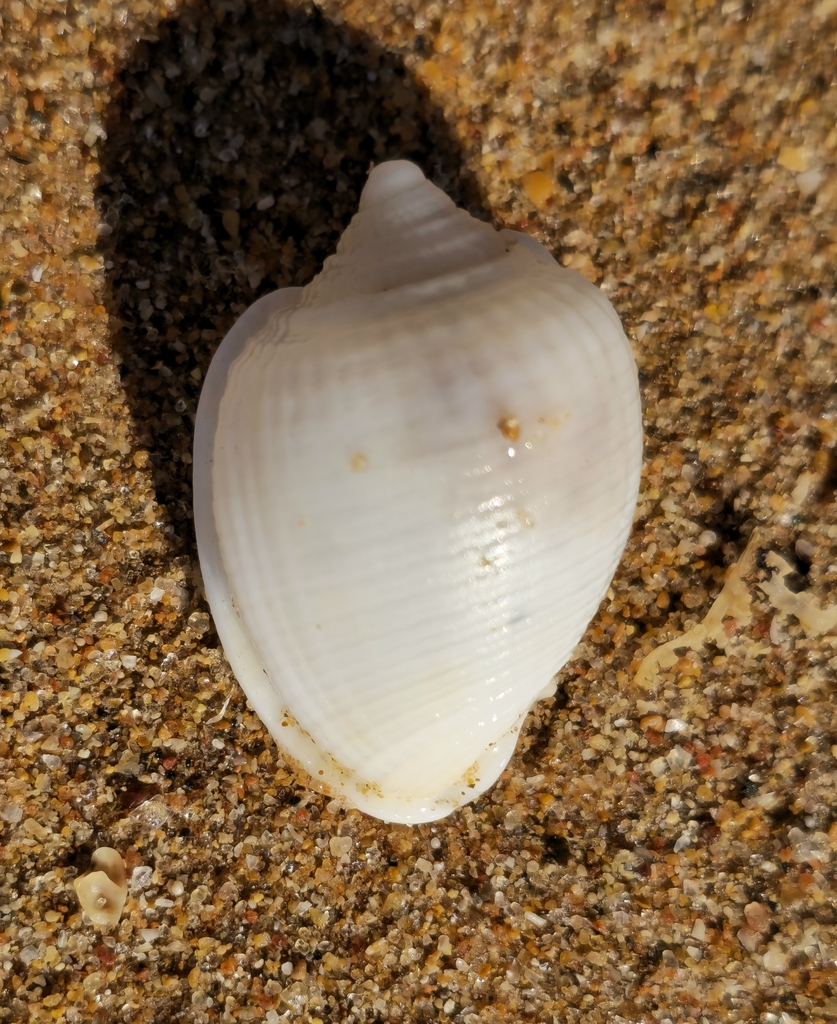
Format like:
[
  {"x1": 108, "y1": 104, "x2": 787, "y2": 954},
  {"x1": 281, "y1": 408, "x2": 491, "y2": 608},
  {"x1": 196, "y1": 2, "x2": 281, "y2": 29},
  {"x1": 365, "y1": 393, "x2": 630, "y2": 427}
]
[{"x1": 193, "y1": 160, "x2": 643, "y2": 823}]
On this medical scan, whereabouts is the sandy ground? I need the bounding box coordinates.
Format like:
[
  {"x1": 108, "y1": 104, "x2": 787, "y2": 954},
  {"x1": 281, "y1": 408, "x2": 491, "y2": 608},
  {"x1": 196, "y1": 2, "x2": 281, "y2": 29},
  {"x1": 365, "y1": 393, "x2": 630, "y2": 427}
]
[{"x1": 2, "y1": 1, "x2": 837, "y2": 1021}]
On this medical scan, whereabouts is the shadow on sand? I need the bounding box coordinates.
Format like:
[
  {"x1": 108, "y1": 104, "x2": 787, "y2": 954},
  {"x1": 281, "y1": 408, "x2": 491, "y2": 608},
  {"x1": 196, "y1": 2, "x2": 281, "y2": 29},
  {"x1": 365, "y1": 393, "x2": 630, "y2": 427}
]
[{"x1": 96, "y1": 0, "x2": 483, "y2": 558}]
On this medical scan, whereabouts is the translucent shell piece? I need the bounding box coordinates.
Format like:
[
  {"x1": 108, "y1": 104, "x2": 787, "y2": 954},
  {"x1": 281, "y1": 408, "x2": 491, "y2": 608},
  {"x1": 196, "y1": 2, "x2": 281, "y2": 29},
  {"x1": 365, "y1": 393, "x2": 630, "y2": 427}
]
[{"x1": 194, "y1": 160, "x2": 642, "y2": 823}]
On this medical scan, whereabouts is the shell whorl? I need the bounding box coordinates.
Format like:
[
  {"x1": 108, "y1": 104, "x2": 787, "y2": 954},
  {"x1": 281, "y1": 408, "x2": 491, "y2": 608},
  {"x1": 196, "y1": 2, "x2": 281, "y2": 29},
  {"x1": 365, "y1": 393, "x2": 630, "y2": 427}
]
[{"x1": 301, "y1": 160, "x2": 508, "y2": 307}]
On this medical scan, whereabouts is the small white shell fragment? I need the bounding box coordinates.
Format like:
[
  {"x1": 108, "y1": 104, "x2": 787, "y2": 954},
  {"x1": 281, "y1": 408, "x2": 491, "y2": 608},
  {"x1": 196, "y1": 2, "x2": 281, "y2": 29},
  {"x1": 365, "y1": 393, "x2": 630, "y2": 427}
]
[
  {"x1": 73, "y1": 847, "x2": 128, "y2": 927},
  {"x1": 194, "y1": 160, "x2": 643, "y2": 823}
]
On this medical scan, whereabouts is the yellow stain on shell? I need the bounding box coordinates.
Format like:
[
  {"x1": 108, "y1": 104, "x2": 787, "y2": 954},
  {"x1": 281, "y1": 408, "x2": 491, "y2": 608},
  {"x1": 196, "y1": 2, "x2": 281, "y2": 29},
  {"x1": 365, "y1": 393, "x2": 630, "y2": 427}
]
[{"x1": 497, "y1": 415, "x2": 520, "y2": 442}]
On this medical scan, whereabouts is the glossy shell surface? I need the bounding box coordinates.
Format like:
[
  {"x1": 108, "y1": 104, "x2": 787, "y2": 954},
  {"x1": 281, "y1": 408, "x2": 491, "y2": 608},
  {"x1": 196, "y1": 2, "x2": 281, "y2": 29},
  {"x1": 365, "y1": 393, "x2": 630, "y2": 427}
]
[{"x1": 194, "y1": 160, "x2": 642, "y2": 823}]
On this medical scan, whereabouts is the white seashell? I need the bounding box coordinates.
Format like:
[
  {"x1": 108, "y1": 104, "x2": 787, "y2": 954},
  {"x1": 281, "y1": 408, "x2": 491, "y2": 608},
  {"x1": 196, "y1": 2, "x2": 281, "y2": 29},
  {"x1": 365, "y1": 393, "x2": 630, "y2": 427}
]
[
  {"x1": 73, "y1": 847, "x2": 128, "y2": 927},
  {"x1": 194, "y1": 160, "x2": 642, "y2": 824}
]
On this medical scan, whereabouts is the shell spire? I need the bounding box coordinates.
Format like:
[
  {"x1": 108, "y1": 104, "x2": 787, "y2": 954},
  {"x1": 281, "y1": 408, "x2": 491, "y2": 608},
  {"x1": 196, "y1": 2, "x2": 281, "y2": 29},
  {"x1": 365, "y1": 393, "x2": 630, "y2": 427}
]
[
  {"x1": 301, "y1": 160, "x2": 507, "y2": 306},
  {"x1": 194, "y1": 160, "x2": 643, "y2": 823}
]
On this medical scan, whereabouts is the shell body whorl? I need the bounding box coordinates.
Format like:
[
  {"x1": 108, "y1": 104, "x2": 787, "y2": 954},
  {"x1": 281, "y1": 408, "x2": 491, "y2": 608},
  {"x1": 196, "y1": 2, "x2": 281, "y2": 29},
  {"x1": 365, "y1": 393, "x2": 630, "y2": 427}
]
[{"x1": 194, "y1": 160, "x2": 643, "y2": 823}]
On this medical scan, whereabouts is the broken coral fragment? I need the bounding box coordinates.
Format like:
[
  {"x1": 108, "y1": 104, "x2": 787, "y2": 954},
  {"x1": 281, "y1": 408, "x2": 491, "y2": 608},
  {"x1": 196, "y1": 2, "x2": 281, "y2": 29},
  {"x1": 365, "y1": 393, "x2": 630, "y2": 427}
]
[
  {"x1": 757, "y1": 550, "x2": 837, "y2": 636},
  {"x1": 635, "y1": 528, "x2": 837, "y2": 690},
  {"x1": 635, "y1": 530, "x2": 760, "y2": 689},
  {"x1": 73, "y1": 847, "x2": 128, "y2": 927}
]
